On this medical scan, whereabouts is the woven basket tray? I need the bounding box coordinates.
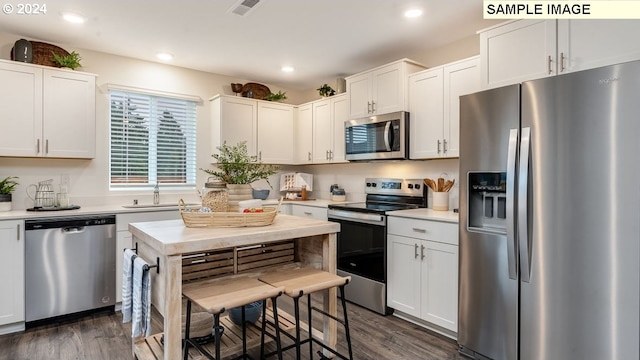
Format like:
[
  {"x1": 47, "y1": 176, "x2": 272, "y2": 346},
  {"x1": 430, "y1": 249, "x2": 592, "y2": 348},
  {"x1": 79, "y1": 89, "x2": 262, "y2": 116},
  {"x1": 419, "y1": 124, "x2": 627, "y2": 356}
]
[
  {"x1": 11, "y1": 40, "x2": 70, "y2": 67},
  {"x1": 179, "y1": 199, "x2": 279, "y2": 228}
]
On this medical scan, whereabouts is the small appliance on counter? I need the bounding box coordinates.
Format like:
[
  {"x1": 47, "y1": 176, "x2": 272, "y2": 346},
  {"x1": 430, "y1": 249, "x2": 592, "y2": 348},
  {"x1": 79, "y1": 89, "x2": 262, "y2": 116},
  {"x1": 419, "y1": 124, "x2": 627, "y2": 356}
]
[{"x1": 279, "y1": 172, "x2": 313, "y2": 200}]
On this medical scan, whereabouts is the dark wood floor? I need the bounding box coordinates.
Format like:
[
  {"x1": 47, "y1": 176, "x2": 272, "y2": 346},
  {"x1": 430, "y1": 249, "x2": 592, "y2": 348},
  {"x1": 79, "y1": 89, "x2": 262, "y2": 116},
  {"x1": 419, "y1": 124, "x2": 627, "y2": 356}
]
[{"x1": 0, "y1": 298, "x2": 465, "y2": 360}]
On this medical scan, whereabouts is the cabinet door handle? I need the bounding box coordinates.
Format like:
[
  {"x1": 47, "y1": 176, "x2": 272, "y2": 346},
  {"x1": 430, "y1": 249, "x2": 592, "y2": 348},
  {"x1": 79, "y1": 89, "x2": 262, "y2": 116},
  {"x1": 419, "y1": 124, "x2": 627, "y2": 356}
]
[
  {"x1": 367, "y1": 101, "x2": 372, "y2": 114},
  {"x1": 560, "y1": 52, "x2": 566, "y2": 72},
  {"x1": 371, "y1": 100, "x2": 376, "y2": 113},
  {"x1": 547, "y1": 55, "x2": 553, "y2": 74},
  {"x1": 443, "y1": 139, "x2": 448, "y2": 153},
  {"x1": 414, "y1": 243, "x2": 419, "y2": 259},
  {"x1": 437, "y1": 140, "x2": 441, "y2": 154},
  {"x1": 329, "y1": 150, "x2": 333, "y2": 160},
  {"x1": 17, "y1": 224, "x2": 20, "y2": 240},
  {"x1": 36, "y1": 139, "x2": 40, "y2": 154},
  {"x1": 45, "y1": 139, "x2": 49, "y2": 154},
  {"x1": 259, "y1": 151, "x2": 262, "y2": 161},
  {"x1": 421, "y1": 244, "x2": 426, "y2": 260},
  {"x1": 412, "y1": 227, "x2": 426, "y2": 233},
  {"x1": 326, "y1": 150, "x2": 329, "y2": 160},
  {"x1": 308, "y1": 152, "x2": 311, "y2": 161}
]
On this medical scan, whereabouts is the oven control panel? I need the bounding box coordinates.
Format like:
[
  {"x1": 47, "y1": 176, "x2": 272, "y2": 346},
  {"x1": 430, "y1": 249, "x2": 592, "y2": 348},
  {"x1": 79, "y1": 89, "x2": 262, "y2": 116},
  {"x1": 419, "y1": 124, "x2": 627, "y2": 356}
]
[{"x1": 365, "y1": 178, "x2": 423, "y2": 196}]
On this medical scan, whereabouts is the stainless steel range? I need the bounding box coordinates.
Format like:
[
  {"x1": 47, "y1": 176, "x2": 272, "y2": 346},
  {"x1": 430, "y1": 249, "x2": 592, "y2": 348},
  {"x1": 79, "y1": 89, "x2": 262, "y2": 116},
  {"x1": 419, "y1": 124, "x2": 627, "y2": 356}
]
[{"x1": 327, "y1": 178, "x2": 425, "y2": 315}]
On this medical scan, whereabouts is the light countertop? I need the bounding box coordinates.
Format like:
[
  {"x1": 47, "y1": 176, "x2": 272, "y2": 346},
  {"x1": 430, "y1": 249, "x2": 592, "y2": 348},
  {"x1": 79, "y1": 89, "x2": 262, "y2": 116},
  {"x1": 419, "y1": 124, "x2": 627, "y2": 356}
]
[
  {"x1": 129, "y1": 214, "x2": 340, "y2": 256},
  {"x1": 387, "y1": 208, "x2": 459, "y2": 223}
]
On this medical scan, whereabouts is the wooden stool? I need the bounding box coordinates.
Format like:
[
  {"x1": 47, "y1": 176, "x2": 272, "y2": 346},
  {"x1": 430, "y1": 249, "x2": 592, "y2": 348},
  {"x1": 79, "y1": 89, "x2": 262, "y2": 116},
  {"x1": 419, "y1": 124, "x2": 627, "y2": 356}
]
[
  {"x1": 258, "y1": 267, "x2": 353, "y2": 360},
  {"x1": 182, "y1": 276, "x2": 285, "y2": 360}
]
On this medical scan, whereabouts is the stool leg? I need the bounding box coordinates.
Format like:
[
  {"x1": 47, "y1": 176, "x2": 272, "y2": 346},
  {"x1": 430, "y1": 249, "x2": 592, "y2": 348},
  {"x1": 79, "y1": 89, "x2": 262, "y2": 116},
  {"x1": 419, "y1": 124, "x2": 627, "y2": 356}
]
[
  {"x1": 339, "y1": 285, "x2": 353, "y2": 360},
  {"x1": 241, "y1": 306, "x2": 247, "y2": 356},
  {"x1": 214, "y1": 313, "x2": 222, "y2": 360},
  {"x1": 270, "y1": 296, "x2": 283, "y2": 360},
  {"x1": 260, "y1": 299, "x2": 267, "y2": 359},
  {"x1": 293, "y1": 296, "x2": 302, "y2": 360},
  {"x1": 307, "y1": 294, "x2": 313, "y2": 360},
  {"x1": 183, "y1": 300, "x2": 192, "y2": 360}
]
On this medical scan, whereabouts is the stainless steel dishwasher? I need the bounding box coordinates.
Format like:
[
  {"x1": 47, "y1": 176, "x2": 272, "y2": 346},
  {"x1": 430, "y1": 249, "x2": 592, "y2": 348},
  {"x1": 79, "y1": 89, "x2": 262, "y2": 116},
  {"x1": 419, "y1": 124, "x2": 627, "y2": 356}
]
[{"x1": 25, "y1": 215, "x2": 116, "y2": 324}]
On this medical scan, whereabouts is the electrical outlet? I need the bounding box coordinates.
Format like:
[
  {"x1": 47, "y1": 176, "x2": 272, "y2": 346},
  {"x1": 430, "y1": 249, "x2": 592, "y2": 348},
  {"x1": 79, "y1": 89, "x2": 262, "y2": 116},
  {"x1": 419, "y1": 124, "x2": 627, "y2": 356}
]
[{"x1": 61, "y1": 173, "x2": 70, "y2": 187}]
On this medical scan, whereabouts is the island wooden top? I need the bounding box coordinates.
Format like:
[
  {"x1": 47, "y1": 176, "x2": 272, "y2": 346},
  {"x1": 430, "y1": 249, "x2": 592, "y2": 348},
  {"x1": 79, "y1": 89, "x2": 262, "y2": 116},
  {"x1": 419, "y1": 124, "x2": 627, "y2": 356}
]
[{"x1": 129, "y1": 214, "x2": 340, "y2": 256}]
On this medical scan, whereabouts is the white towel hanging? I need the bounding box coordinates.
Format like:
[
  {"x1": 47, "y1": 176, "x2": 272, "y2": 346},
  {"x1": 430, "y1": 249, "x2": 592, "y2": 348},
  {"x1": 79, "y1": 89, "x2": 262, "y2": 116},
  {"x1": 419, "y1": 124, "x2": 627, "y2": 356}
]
[{"x1": 122, "y1": 249, "x2": 136, "y2": 324}]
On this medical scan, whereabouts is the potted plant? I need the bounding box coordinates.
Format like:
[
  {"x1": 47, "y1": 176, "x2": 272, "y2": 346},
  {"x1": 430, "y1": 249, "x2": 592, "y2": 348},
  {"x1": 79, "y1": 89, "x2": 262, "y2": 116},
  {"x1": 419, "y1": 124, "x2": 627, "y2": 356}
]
[
  {"x1": 317, "y1": 83, "x2": 336, "y2": 97},
  {"x1": 0, "y1": 176, "x2": 19, "y2": 211},
  {"x1": 265, "y1": 90, "x2": 287, "y2": 102},
  {"x1": 201, "y1": 141, "x2": 279, "y2": 210},
  {"x1": 51, "y1": 51, "x2": 82, "y2": 70}
]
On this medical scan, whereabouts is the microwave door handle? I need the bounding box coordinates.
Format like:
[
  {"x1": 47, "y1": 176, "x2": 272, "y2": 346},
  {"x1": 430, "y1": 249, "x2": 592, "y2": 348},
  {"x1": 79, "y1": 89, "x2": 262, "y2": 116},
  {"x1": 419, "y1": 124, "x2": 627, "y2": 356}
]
[{"x1": 384, "y1": 121, "x2": 392, "y2": 151}]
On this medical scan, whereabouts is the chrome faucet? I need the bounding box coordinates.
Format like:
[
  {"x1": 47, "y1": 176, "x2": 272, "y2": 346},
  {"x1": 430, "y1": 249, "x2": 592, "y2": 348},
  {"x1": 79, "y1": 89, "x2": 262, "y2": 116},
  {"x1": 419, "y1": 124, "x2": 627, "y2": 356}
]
[{"x1": 153, "y1": 183, "x2": 160, "y2": 205}]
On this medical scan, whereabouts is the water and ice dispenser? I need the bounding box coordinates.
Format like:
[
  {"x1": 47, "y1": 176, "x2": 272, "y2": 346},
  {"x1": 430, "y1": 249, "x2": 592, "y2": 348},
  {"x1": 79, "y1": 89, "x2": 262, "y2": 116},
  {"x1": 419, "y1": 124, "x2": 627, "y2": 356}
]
[{"x1": 467, "y1": 172, "x2": 507, "y2": 233}]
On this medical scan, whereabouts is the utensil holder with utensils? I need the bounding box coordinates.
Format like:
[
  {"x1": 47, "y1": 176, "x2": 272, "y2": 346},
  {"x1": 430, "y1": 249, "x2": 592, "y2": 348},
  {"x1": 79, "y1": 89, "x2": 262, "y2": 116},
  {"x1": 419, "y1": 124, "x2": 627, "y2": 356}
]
[{"x1": 424, "y1": 176, "x2": 455, "y2": 211}]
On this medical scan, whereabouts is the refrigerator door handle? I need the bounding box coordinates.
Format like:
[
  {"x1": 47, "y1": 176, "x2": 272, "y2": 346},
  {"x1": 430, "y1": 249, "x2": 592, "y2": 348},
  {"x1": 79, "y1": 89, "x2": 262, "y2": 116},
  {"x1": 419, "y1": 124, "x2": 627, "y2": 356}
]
[
  {"x1": 506, "y1": 128, "x2": 519, "y2": 280},
  {"x1": 518, "y1": 127, "x2": 532, "y2": 283}
]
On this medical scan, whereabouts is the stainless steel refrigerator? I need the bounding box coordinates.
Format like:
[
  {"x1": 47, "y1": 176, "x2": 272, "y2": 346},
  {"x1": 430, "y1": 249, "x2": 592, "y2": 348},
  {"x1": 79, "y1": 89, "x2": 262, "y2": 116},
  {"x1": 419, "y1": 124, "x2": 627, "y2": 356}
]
[{"x1": 458, "y1": 61, "x2": 640, "y2": 360}]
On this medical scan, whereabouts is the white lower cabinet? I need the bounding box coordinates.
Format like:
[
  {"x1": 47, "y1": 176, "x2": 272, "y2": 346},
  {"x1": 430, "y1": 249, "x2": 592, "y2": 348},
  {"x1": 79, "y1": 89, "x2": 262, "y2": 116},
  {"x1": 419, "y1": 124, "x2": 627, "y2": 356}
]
[
  {"x1": 290, "y1": 205, "x2": 327, "y2": 221},
  {"x1": 115, "y1": 210, "x2": 180, "y2": 303},
  {"x1": 387, "y1": 216, "x2": 458, "y2": 334},
  {"x1": 0, "y1": 219, "x2": 25, "y2": 331}
]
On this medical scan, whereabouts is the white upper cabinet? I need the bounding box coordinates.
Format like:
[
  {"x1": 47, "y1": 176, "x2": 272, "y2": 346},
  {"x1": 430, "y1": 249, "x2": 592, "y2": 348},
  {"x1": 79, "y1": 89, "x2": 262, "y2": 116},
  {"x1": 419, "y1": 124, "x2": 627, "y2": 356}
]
[
  {"x1": 294, "y1": 104, "x2": 313, "y2": 164},
  {"x1": 409, "y1": 56, "x2": 480, "y2": 159},
  {"x1": 480, "y1": 19, "x2": 640, "y2": 89},
  {"x1": 557, "y1": 20, "x2": 640, "y2": 73},
  {"x1": 295, "y1": 93, "x2": 349, "y2": 165},
  {"x1": 210, "y1": 95, "x2": 295, "y2": 164},
  {"x1": 210, "y1": 95, "x2": 258, "y2": 157},
  {"x1": 43, "y1": 69, "x2": 96, "y2": 158},
  {"x1": 480, "y1": 20, "x2": 556, "y2": 89},
  {"x1": 0, "y1": 60, "x2": 96, "y2": 158},
  {"x1": 257, "y1": 101, "x2": 294, "y2": 164},
  {"x1": 346, "y1": 59, "x2": 425, "y2": 118}
]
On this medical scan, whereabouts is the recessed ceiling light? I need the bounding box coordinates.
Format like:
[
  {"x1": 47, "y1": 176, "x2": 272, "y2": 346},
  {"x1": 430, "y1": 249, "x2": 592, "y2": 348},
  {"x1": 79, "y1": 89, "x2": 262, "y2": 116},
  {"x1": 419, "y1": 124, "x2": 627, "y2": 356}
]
[
  {"x1": 62, "y1": 12, "x2": 86, "y2": 24},
  {"x1": 404, "y1": 8, "x2": 423, "y2": 18},
  {"x1": 156, "y1": 53, "x2": 174, "y2": 61},
  {"x1": 281, "y1": 66, "x2": 294, "y2": 73}
]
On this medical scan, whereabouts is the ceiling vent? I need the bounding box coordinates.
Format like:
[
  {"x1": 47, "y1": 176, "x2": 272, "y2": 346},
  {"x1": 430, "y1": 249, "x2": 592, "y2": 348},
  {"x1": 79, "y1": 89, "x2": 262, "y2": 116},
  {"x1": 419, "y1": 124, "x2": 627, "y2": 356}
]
[{"x1": 229, "y1": 0, "x2": 261, "y2": 16}]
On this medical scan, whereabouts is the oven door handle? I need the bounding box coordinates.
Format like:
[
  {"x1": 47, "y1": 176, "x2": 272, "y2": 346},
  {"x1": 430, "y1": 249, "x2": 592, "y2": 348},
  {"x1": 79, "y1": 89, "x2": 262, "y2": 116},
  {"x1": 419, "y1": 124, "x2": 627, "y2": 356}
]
[{"x1": 328, "y1": 210, "x2": 385, "y2": 224}]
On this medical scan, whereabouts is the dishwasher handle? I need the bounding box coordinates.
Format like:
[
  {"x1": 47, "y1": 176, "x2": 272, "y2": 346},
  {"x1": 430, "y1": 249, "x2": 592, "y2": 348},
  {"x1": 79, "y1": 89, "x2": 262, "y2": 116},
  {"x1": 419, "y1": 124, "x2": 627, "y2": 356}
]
[{"x1": 61, "y1": 226, "x2": 86, "y2": 234}]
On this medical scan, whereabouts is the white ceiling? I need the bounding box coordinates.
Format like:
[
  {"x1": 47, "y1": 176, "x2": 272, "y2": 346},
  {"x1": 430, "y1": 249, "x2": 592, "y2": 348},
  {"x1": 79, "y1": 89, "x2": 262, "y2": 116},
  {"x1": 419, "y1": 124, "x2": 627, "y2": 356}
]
[{"x1": 0, "y1": 0, "x2": 498, "y2": 90}]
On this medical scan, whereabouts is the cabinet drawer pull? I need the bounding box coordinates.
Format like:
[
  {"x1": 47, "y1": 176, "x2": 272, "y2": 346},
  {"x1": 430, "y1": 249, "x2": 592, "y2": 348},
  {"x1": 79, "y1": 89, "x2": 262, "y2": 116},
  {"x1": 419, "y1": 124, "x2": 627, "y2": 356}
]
[
  {"x1": 304, "y1": 211, "x2": 313, "y2": 215},
  {"x1": 412, "y1": 227, "x2": 427, "y2": 233},
  {"x1": 414, "y1": 243, "x2": 419, "y2": 258}
]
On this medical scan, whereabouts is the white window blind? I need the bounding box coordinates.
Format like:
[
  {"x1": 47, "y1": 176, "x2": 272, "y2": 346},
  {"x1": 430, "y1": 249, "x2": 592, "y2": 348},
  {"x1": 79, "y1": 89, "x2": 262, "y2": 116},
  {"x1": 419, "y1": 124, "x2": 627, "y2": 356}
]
[{"x1": 109, "y1": 90, "x2": 197, "y2": 189}]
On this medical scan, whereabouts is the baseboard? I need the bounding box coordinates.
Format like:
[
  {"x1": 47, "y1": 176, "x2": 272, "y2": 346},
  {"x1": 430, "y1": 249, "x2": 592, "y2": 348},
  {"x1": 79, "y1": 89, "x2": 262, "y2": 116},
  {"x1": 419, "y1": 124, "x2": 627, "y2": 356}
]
[
  {"x1": 0, "y1": 321, "x2": 25, "y2": 335},
  {"x1": 392, "y1": 310, "x2": 457, "y2": 341}
]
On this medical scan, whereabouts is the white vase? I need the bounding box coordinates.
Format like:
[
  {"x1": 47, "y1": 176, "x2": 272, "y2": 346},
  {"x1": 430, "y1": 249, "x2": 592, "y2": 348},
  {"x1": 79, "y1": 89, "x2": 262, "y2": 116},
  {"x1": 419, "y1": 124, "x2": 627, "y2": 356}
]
[
  {"x1": 226, "y1": 184, "x2": 253, "y2": 212},
  {"x1": 0, "y1": 194, "x2": 12, "y2": 211}
]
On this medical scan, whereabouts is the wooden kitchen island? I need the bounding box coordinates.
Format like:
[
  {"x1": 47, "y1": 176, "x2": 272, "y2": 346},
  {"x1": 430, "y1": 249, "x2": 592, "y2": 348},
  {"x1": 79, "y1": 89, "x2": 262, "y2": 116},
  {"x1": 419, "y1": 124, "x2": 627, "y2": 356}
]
[{"x1": 128, "y1": 214, "x2": 340, "y2": 360}]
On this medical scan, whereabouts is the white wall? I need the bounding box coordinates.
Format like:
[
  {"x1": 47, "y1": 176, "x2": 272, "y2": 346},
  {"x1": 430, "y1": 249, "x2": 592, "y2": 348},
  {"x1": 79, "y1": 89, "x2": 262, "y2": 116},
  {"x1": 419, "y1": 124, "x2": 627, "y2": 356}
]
[{"x1": 0, "y1": 32, "x2": 470, "y2": 211}]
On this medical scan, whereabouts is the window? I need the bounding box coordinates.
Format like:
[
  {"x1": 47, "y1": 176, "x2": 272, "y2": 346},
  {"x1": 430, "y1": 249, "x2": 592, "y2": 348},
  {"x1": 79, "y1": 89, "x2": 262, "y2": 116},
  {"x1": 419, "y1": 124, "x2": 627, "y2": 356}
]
[{"x1": 109, "y1": 90, "x2": 197, "y2": 190}]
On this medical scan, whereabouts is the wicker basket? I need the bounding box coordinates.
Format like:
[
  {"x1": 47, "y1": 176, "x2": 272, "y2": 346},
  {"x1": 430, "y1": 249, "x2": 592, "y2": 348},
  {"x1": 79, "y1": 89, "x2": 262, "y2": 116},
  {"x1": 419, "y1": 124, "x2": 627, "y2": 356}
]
[
  {"x1": 11, "y1": 40, "x2": 70, "y2": 67},
  {"x1": 179, "y1": 199, "x2": 279, "y2": 228}
]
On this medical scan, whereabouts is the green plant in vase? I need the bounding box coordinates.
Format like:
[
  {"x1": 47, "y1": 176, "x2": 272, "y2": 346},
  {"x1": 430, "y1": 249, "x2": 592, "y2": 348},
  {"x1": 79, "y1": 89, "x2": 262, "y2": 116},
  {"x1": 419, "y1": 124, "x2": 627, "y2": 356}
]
[{"x1": 317, "y1": 83, "x2": 336, "y2": 97}]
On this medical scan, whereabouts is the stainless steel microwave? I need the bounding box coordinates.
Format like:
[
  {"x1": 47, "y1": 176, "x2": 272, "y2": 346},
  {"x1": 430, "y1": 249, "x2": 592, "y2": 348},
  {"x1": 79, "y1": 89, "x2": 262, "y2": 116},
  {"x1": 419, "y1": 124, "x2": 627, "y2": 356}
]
[{"x1": 345, "y1": 111, "x2": 409, "y2": 161}]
